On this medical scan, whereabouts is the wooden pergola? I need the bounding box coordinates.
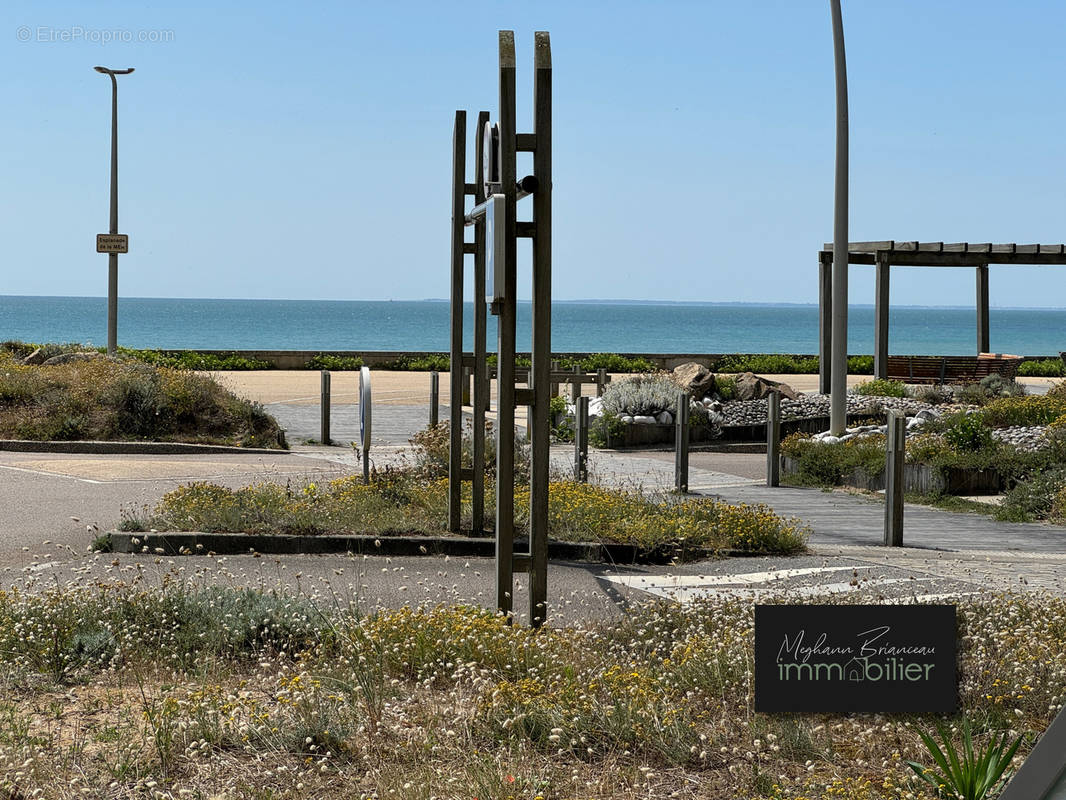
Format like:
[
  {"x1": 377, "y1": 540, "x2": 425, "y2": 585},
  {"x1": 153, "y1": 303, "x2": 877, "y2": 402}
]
[{"x1": 817, "y1": 241, "x2": 1066, "y2": 392}]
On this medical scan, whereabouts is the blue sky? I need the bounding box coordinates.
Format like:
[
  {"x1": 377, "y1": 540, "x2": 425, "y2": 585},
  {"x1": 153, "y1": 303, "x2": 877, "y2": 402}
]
[{"x1": 2, "y1": 0, "x2": 1065, "y2": 307}]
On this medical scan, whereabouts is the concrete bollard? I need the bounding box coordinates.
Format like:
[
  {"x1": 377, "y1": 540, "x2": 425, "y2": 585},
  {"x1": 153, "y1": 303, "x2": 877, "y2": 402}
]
[
  {"x1": 574, "y1": 396, "x2": 589, "y2": 482},
  {"x1": 884, "y1": 410, "x2": 906, "y2": 546},
  {"x1": 320, "y1": 370, "x2": 331, "y2": 446},
  {"x1": 429, "y1": 371, "x2": 439, "y2": 428},
  {"x1": 766, "y1": 390, "x2": 781, "y2": 487},
  {"x1": 675, "y1": 391, "x2": 689, "y2": 493}
]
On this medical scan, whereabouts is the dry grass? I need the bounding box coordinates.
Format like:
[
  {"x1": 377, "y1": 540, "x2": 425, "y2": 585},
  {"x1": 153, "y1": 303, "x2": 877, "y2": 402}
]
[
  {"x1": 0, "y1": 351, "x2": 286, "y2": 448},
  {"x1": 0, "y1": 573, "x2": 1059, "y2": 799}
]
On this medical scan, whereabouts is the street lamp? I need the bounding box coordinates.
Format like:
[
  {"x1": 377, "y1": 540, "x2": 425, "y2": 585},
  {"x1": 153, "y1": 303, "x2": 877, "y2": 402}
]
[{"x1": 94, "y1": 66, "x2": 134, "y2": 356}]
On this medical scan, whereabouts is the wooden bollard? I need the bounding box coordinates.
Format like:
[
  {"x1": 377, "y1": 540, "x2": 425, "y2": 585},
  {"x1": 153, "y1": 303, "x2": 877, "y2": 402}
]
[
  {"x1": 766, "y1": 390, "x2": 781, "y2": 487},
  {"x1": 429, "y1": 371, "x2": 439, "y2": 428},
  {"x1": 320, "y1": 370, "x2": 331, "y2": 446},
  {"x1": 884, "y1": 410, "x2": 906, "y2": 546},
  {"x1": 596, "y1": 368, "x2": 607, "y2": 396},
  {"x1": 574, "y1": 396, "x2": 589, "y2": 482},
  {"x1": 570, "y1": 364, "x2": 582, "y2": 404},
  {"x1": 675, "y1": 391, "x2": 689, "y2": 493},
  {"x1": 550, "y1": 359, "x2": 559, "y2": 398}
]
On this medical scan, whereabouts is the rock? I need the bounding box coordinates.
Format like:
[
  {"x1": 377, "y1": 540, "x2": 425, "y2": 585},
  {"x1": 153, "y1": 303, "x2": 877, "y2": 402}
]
[
  {"x1": 41, "y1": 352, "x2": 104, "y2": 366},
  {"x1": 733, "y1": 372, "x2": 800, "y2": 402},
  {"x1": 22, "y1": 347, "x2": 49, "y2": 365},
  {"x1": 632, "y1": 415, "x2": 657, "y2": 425},
  {"x1": 620, "y1": 415, "x2": 634, "y2": 424},
  {"x1": 672, "y1": 362, "x2": 716, "y2": 398},
  {"x1": 656, "y1": 411, "x2": 673, "y2": 425}
]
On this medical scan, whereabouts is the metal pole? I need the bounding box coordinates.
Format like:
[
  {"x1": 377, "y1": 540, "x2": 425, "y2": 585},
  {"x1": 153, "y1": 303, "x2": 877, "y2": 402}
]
[
  {"x1": 884, "y1": 410, "x2": 905, "y2": 546},
  {"x1": 107, "y1": 73, "x2": 118, "y2": 356},
  {"x1": 829, "y1": 0, "x2": 849, "y2": 436},
  {"x1": 574, "y1": 396, "x2": 588, "y2": 482},
  {"x1": 429, "y1": 371, "x2": 439, "y2": 428},
  {"x1": 675, "y1": 391, "x2": 689, "y2": 493},
  {"x1": 766, "y1": 391, "x2": 781, "y2": 487},
  {"x1": 320, "y1": 370, "x2": 331, "y2": 445}
]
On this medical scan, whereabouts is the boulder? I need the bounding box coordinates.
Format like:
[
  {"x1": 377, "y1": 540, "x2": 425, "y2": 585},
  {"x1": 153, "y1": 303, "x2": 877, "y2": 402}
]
[
  {"x1": 655, "y1": 410, "x2": 673, "y2": 425},
  {"x1": 22, "y1": 347, "x2": 49, "y2": 365},
  {"x1": 733, "y1": 372, "x2": 800, "y2": 402},
  {"x1": 41, "y1": 352, "x2": 105, "y2": 366},
  {"x1": 672, "y1": 362, "x2": 716, "y2": 398}
]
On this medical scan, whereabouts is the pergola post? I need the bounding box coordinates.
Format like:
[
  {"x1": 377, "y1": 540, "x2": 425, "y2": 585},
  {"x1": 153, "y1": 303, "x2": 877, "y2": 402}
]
[
  {"x1": 976, "y1": 263, "x2": 990, "y2": 353},
  {"x1": 818, "y1": 252, "x2": 833, "y2": 394},
  {"x1": 874, "y1": 251, "x2": 890, "y2": 380},
  {"x1": 447, "y1": 111, "x2": 466, "y2": 533}
]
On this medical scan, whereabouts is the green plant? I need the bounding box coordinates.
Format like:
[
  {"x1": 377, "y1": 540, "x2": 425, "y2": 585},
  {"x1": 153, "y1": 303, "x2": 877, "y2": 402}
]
[
  {"x1": 904, "y1": 717, "x2": 1023, "y2": 800},
  {"x1": 995, "y1": 467, "x2": 1066, "y2": 522},
  {"x1": 943, "y1": 414, "x2": 994, "y2": 452},
  {"x1": 854, "y1": 379, "x2": 907, "y2": 398},
  {"x1": 1018, "y1": 358, "x2": 1065, "y2": 377},
  {"x1": 589, "y1": 410, "x2": 626, "y2": 448},
  {"x1": 714, "y1": 354, "x2": 820, "y2": 374},
  {"x1": 981, "y1": 395, "x2": 1066, "y2": 428},
  {"x1": 306, "y1": 353, "x2": 364, "y2": 370},
  {"x1": 715, "y1": 375, "x2": 737, "y2": 401}
]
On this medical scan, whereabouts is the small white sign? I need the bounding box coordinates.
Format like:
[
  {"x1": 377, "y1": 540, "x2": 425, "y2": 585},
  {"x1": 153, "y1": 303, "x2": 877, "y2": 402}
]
[
  {"x1": 485, "y1": 194, "x2": 506, "y2": 303},
  {"x1": 96, "y1": 234, "x2": 128, "y2": 253}
]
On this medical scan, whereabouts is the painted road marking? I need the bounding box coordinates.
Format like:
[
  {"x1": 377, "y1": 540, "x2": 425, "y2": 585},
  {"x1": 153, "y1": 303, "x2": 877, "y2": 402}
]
[{"x1": 606, "y1": 566, "x2": 979, "y2": 603}]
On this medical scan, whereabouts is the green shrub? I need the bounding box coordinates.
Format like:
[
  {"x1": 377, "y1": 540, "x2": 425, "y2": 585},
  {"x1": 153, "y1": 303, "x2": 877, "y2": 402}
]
[
  {"x1": 981, "y1": 395, "x2": 1066, "y2": 428},
  {"x1": 409, "y1": 420, "x2": 528, "y2": 483},
  {"x1": 119, "y1": 349, "x2": 272, "y2": 370},
  {"x1": 996, "y1": 468, "x2": 1066, "y2": 522},
  {"x1": 556, "y1": 353, "x2": 658, "y2": 373},
  {"x1": 911, "y1": 385, "x2": 953, "y2": 405},
  {"x1": 853, "y1": 379, "x2": 906, "y2": 398},
  {"x1": 0, "y1": 358, "x2": 286, "y2": 448},
  {"x1": 714, "y1": 354, "x2": 819, "y2": 374},
  {"x1": 306, "y1": 354, "x2": 364, "y2": 371},
  {"x1": 1018, "y1": 359, "x2": 1065, "y2": 377},
  {"x1": 600, "y1": 374, "x2": 681, "y2": 417},
  {"x1": 589, "y1": 411, "x2": 626, "y2": 448},
  {"x1": 943, "y1": 413, "x2": 994, "y2": 452},
  {"x1": 846, "y1": 355, "x2": 875, "y2": 374},
  {"x1": 715, "y1": 375, "x2": 737, "y2": 401}
]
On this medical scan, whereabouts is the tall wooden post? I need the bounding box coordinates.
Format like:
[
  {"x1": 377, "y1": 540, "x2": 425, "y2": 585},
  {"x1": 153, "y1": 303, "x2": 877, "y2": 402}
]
[
  {"x1": 574, "y1": 396, "x2": 588, "y2": 483},
  {"x1": 448, "y1": 111, "x2": 467, "y2": 533},
  {"x1": 818, "y1": 251, "x2": 833, "y2": 395},
  {"x1": 874, "y1": 251, "x2": 890, "y2": 380},
  {"x1": 494, "y1": 31, "x2": 518, "y2": 618},
  {"x1": 675, "y1": 392, "x2": 689, "y2": 493},
  {"x1": 766, "y1": 390, "x2": 781, "y2": 487},
  {"x1": 472, "y1": 110, "x2": 490, "y2": 535},
  {"x1": 527, "y1": 31, "x2": 552, "y2": 628},
  {"x1": 976, "y1": 263, "x2": 990, "y2": 353},
  {"x1": 884, "y1": 411, "x2": 905, "y2": 547},
  {"x1": 429, "y1": 371, "x2": 439, "y2": 428},
  {"x1": 320, "y1": 370, "x2": 331, "y2": 446}
]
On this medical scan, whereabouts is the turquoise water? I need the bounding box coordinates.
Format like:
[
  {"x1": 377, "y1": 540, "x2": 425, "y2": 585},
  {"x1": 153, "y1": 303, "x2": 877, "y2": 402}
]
[{"x1": 1, "y1": 296, "x2": 1065, "y2": 355}]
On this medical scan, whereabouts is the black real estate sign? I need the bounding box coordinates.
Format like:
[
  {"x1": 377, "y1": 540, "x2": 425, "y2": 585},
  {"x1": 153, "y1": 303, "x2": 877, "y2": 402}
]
[{"x1": 755, "y1": 605, "x2": 957, "y2": 713}]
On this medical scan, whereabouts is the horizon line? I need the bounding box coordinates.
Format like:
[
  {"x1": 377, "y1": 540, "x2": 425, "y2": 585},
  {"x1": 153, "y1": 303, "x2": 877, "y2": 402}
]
[{"x1": 2, "y1": 294, "x2": 1066, "y2": 312}]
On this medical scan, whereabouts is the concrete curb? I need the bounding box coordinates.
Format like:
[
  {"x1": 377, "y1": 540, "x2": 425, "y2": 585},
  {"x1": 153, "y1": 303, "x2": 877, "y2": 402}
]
[
  {"x1": 108, "y1": 531, "x2": 755, "y2": 564},
  {"x1": 0, "y1": 440, "x2": 289, "y2": 456}
]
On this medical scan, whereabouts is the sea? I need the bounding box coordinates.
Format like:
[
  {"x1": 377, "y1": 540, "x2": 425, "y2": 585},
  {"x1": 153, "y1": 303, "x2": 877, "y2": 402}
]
[{"x1": 2, "y1": 296, "x2": 1065, "y2": 356}]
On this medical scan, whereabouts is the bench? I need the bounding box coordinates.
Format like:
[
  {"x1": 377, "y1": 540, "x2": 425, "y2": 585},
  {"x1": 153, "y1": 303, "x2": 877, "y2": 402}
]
[{"x1": 885, "y1": 353, "x2": 1022, "y2": 384}]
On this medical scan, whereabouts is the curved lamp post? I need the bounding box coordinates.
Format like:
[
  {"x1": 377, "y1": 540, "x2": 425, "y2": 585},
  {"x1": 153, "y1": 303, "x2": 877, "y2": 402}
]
[
  {"x1": 94, "y1": 66, "x2": 134, "y2": 356},
  {"x1": 828, "y1": 2, "x2": 848, "y2": 435}
]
